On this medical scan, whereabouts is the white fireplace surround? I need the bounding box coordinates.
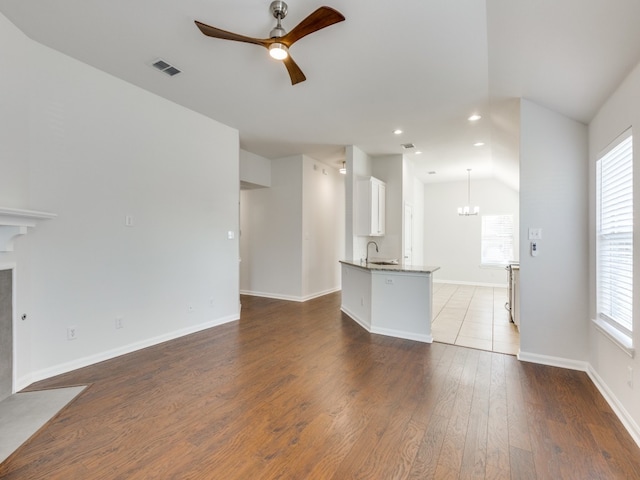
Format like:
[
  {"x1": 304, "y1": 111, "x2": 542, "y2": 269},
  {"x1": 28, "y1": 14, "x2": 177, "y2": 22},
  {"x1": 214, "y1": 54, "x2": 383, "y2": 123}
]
[{"x1": 0, "y1": 207, "x2": 56, "y2": 252}]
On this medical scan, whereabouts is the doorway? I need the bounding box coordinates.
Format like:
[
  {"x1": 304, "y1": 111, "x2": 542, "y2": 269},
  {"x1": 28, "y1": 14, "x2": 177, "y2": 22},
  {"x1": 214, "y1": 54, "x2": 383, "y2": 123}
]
[{"x1": 430, "y1": 283, "x2": 519, "y2": 354}]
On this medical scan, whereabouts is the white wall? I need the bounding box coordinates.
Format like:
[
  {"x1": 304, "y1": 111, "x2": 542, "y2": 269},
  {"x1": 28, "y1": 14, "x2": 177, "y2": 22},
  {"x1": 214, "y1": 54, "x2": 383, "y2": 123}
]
[
  {"x1": 302, "y1": 157, "x2": 345, "y2": 298},
  {"x1": 346, "y1": 150, "x2": 424, "y2": 266},
  {"x1": 240, "y1": 156, "x2": 303, "y2": 299},
  {"x1": 240, "y1": 149, "x2": 271, "y2": 188},
  {"x1": 588, "y1": 61, "x2": 640, "y2": 441},
  {"x1": 412, "y1": 177, "x2": 425, "y2": 266},
  {"x1": 402, "y1": 158, "x2": 425, "y2": 266},
  {"x1": 345, "y1": 145, "x2": 373, "y2": 261},
  {"x1": 240, "y1": 155, "x2": 344, "y2": 301},
  {"x1": 423, "y1": 177, "x2": 519, "y2": 285},
  {"x1": 0, "y1": 16, "x2": 35, "y2": 386},
  {"x1": 372, "y1": 155, "x2": 404, "y2": 261},
  {"x1": 0, "y1": 13, "x2": 29, "y2": 207},
  {"x1": 519, "y1": 99, "x2": 588, "y2": 365},
  {"x1": 0, "y1": 15, "x2": 240, "y2": 388}
]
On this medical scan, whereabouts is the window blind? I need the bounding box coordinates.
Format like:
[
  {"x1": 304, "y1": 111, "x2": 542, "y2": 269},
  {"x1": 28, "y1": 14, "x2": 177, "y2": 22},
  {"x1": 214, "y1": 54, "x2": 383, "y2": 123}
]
[
  {"x1": 597, "y1": 132, "x2": 633, "y2": 335},
  {"x1": 481, "y1": 215, "x2": 514, "y2": 265}
]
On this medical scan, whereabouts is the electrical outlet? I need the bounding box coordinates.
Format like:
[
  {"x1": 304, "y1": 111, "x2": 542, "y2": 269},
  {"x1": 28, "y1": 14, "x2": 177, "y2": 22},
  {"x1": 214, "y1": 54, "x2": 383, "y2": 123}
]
[
  {"x1": 115, "y1": 316, "x2": 124, "y2": 329},
  {"x1": 67, "y1": 326, "x2": 77, "y2": 340},
  {"x1": 188, "y1": 305, "x2": 194, "y2": 313},
  {"x1": 628, "y1": 366, "x2": 634, "y2": 389},
  {"x1": 385, "y1": 278, "x2": 394, "y2": 285}
]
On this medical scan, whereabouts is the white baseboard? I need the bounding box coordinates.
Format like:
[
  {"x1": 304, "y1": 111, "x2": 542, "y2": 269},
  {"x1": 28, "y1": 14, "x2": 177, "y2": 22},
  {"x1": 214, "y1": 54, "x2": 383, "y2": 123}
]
[
  {"x1": 517, "y1": 351, "x2": 640, "y2": 449},
  {"x1": 240, "y1": 290, "x2": 301, "y2": 302},
  {"x1": 587, "y1": 365, "x2": 640, "y2": 448},
  {"x1": 371, "y1": 326, "x2": 433, "y2": 344},
  {"x1": 340, "y1": 307, "x2": 432, "y2": 344},
  {"x1": 240, "y1": 286, "x2": 341, "y2": 303},
  {"x1": 340, "y1": 306, "x2": 371, "y2": 332},
  {"x1": 434, "y1": 279, "x2": 508, "y2": 288},
  {"x1": 16, "y1": 313, "x2": 240, "y2": 391},
  {"x1": 517, "y1": 351, "x2": 589, "y2": 371}
]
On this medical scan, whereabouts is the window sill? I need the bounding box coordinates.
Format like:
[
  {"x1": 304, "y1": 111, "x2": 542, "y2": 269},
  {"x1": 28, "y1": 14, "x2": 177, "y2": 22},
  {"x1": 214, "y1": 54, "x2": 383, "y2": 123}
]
[{"x1": 592, "y1": 318, "x2": 635, "y2": 358}]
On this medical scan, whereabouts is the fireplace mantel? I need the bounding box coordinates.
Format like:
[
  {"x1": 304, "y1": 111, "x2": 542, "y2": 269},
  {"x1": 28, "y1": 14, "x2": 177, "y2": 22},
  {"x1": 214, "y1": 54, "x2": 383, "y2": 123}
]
[{"x1": 0, "y1": 207, "x2": 56, "y2": 252}]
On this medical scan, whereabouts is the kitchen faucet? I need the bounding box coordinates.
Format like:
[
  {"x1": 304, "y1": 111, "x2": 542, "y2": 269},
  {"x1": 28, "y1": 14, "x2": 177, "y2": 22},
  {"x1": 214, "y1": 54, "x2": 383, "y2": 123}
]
[{"x1": 366, "y1": 241, "x2": 379, "y2": 264}]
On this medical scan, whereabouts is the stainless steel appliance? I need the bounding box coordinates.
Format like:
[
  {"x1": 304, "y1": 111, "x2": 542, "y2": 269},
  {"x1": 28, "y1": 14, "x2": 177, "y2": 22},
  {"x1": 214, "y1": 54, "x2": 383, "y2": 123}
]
[{"x1": 505, "y1": 263, "x2": 520, "y2": 328}]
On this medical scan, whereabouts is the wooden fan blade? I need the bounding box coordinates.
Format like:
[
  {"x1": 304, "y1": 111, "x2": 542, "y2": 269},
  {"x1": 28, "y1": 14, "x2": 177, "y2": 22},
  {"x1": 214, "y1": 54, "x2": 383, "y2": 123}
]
[
  {"x1": 283, "y1": 56, "x2": 307, "y2": 85},
  {"x1": 194, "y1": 20, "x2": 270, "y2": 48},
  {"x1": 280, "y1": 6, "x2": 345, "y2": 47}
]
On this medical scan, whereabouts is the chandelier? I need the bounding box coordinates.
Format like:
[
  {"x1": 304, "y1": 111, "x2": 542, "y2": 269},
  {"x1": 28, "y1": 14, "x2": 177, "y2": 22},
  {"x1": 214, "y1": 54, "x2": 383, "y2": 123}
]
[{"x1": 458, "y1": 168, "x2": 479, "y2": 216}]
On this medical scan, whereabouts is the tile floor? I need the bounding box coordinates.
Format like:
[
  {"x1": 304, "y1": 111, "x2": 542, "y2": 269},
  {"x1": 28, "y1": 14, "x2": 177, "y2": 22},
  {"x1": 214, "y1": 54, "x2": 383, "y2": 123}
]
[
  {"x1": 431, "y1": 283, "x2": 520, "y2": 355},
  {"x1": 0, "y1": 386, "x2": 86, "y2": 463}
]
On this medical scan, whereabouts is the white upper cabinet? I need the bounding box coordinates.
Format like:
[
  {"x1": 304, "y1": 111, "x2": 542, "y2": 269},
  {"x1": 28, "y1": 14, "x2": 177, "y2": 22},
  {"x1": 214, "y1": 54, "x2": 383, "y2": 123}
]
[{"x1": 356, "y1": 177, "x2": 386, "y2": 236}]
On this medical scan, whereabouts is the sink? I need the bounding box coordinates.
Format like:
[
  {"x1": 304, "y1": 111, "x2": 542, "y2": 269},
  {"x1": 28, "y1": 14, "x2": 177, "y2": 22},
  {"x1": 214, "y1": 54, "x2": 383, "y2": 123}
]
[{"x1": 368, "y1": 260, "x2": 399, "y2": 265}]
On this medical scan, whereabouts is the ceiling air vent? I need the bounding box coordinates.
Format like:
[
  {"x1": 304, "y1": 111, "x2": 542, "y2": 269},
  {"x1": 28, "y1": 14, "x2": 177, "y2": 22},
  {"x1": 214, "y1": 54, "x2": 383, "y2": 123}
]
[
  {"x1": 151, "y1": 58, "x2": 181, "y2": 76},
  {"x1": 401, "y1": 143, "x2": 415, "y2": 150}
]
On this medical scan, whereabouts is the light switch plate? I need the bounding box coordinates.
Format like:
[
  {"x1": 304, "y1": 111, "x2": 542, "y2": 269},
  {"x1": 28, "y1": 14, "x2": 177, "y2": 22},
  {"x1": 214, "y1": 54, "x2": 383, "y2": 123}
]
[{"x1": 528, "y1": 228, "x2": 542, "y2": 240}]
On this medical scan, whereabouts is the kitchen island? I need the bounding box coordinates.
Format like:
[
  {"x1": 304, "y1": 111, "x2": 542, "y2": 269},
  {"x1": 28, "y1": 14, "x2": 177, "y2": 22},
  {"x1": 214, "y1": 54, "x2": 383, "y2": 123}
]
[{"x1": 340, "y1": 260, "x2": 440, "y2": 343}]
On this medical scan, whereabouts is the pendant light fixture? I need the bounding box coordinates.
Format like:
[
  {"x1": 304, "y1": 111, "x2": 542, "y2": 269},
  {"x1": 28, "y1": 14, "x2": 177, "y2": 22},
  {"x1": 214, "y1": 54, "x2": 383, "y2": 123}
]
[
  {"x1": 339, "y1": 161, "x2": 346, "y2": 174},
  {"x1": 458, "y1": 168, "x2": 479, "y2": 216}
]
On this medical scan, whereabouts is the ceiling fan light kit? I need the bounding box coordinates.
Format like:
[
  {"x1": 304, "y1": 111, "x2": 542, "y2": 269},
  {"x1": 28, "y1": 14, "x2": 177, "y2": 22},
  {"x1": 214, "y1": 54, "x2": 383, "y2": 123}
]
[
  {"x1": 195, "y1": 1, "x2": 345, "y2": 85},
  {"x1": 269, "y1": 43, "x2": 289, "y2": 60}
]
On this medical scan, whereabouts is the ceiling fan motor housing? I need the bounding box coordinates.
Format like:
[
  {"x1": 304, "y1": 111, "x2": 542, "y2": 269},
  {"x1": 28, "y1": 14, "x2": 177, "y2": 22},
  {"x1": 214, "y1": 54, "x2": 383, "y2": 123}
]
[{"x1": 270, "y1": 25, "x2": 286, "y2": 38}]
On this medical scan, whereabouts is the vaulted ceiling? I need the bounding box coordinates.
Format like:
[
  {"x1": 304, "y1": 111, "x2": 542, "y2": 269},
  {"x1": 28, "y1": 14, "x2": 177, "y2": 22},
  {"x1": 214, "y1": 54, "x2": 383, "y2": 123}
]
[{"x1": 2, "y1": 0, "x2": 640, "y2": 189}]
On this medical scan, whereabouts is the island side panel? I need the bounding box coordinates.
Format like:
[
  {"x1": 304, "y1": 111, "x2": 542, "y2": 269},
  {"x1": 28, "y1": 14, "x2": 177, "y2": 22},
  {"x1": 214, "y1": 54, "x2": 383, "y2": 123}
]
[
  {"x1": 340, "y1": 263, "x2": 372, "y2": 331},
  {"x1": 370, "y1": 271, "x2": 433, "y2": 343}
]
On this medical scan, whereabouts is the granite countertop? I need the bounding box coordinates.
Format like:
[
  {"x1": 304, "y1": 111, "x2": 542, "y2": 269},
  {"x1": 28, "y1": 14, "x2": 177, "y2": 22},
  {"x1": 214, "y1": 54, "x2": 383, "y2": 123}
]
[{"x1": 340, "y1": 260, "x2": 440, "y2": 274}]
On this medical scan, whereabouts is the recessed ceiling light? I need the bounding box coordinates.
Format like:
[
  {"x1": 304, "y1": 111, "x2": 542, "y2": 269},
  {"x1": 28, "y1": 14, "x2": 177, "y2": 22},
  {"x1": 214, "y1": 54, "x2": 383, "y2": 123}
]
[
  {"x1": 415, "y1": 151, "x2": 423, "y2": 155},
  {"x1": 468, "y1": 114, "x2": 482, "y2": 122},
  {"x1": 393, "y1": 129, "x2": 403, "y2": 135},
  {"x1": 474, "y1": 142, "x2": 485, "y2": 147}
]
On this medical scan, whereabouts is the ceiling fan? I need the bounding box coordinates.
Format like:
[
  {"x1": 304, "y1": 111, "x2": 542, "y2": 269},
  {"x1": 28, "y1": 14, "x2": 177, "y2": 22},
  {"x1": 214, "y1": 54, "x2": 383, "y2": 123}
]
[{"x1": 195, "y1": 1, "x2": 345, "y2": 85}]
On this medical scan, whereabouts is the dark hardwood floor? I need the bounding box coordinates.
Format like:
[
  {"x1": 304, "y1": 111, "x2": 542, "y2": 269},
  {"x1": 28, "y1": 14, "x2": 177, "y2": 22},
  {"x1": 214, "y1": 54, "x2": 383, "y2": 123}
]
[{"x1": 1, "y1": 293, "x2": 639, "y2": 479}]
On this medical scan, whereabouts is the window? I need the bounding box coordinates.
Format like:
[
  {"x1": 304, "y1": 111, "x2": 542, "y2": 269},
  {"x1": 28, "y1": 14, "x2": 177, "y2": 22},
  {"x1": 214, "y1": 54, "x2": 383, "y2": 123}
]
[
  {"x1": 596, "y1": 130, "x2": 633, "y2": 339},
  {"x1": 481, "y1": 215, "x2": 514, "y2": 265}
]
